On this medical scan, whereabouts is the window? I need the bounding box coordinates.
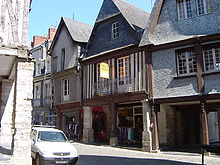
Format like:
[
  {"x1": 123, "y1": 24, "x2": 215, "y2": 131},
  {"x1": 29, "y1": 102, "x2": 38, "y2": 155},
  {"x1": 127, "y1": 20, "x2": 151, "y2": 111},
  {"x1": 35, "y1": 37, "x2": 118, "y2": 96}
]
[
  {"x1": 61, "y1": 48, "x2": 65, "y2": 70},
  {"x1": 204, "y1": 47, "x2": 220, "y2": 72},
  {"x1": 112, "y1": 22, "x2": 119, "y2": 39},
  {"x1": 62, "y1": 78, "x2": 69, "y2": 101},
  {"x1": 46, "y1": 59, "x2": 51, "y2": 73},
  {"x1": 44, "y1": 83, "x2": 50, "y2": 98},
  {"x1": 117, "y1": 56, "x2": 130, "y2": 85},
  {"x1": 196, "y1": 0, "x2": 212, "y2": 15},
  {"x1": 177, "y1": 50, "x2": 197, "y2": 75},
  {"x1": 37, "y1": 63, "x2": 41, "y2": 75},
  {"x1": 177, "y1": 0, "x2": 192, "y2": 20},
  {"x1": 35, "y1": 86, "x2": 41, "y2": 99}
]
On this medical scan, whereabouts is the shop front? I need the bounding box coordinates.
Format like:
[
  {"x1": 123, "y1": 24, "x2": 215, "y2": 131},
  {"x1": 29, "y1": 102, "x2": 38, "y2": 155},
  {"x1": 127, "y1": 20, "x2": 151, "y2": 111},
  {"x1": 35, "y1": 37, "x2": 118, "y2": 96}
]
[
  {"x1": 92, "y1": 106, "x2": 107, "y2": 141},
  {"x1": 117, "y1": 104, "x2": 143, "y2": 146},
  {"x1": 61, "y1": 110, "x2": 83, "y2": 141}
]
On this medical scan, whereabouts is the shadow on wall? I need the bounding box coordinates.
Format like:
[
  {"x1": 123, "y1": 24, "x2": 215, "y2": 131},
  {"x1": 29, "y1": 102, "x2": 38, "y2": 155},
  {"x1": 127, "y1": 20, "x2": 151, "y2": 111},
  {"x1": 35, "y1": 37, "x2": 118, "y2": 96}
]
[{"x1": 76, "y1": 155, "x2": 198, "y2": 165}]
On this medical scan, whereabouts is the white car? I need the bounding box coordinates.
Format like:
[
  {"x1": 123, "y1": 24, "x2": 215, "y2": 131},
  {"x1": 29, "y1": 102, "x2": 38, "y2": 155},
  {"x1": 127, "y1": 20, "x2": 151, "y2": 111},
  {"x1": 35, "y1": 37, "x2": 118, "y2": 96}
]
[{"x1": 31, "y1": 126, "x2": 78, "y2": 165}]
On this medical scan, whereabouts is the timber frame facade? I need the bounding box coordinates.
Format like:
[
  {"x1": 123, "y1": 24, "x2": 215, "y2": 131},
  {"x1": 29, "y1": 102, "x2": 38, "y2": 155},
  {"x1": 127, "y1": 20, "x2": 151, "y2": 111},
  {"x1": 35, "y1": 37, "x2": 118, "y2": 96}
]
[{"x1": 82, "y1": 45, "x2": 159, "y2": 151}]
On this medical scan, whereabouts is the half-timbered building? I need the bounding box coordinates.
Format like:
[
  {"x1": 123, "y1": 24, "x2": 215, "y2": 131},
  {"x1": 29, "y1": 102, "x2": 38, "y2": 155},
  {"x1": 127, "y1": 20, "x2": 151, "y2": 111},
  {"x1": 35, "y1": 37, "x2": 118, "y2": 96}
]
[
  {"x1": 140, "y1": 0, "x2": 220, "y2": 151},
  {"x1": 81, "y1": 0, "x2": 156, "y2": 151}
]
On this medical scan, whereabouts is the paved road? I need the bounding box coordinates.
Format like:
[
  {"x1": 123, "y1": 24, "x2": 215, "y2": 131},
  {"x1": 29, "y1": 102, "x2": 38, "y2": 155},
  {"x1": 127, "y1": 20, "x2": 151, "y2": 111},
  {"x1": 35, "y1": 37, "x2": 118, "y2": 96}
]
[{"x1": 73, "y1": 142, "x2": 220, "y2": 165}]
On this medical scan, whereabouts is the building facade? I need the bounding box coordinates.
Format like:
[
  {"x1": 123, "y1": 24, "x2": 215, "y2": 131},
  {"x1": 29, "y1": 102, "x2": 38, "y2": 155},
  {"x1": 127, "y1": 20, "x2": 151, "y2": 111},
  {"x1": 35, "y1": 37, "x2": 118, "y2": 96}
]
[
  {"x1": 140, "y1": 0, "x2": 220, "y2": 150},
  {"x1": 31, "y1": 27, "x2": 56, "y2": 126},
  {"x1": 81, "y1": 0, "x2": 155, "y2": 151},
  {"x1": 49, "y1": 17, "x2": 93, "y2": 141},
  {"x1": 0, "y1": 0, "x2": 34, "y2": 164}
]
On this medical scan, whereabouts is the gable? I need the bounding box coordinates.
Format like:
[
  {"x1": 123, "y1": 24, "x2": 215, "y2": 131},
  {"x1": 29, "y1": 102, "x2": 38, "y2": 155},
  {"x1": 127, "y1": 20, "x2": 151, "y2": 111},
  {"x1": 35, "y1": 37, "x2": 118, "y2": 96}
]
[
  {"x1": 96, "y1": 0, "x2": 120, "y2": 23},
  {"x1": 87, "y1": 14, "x2": 138, "y2": 57},
  {"x1": 87, "y1": 0, "x2": 149, "y2": 57},
  {"x1": 140, "y1": 0, "x2": 220, "y2": 46}
]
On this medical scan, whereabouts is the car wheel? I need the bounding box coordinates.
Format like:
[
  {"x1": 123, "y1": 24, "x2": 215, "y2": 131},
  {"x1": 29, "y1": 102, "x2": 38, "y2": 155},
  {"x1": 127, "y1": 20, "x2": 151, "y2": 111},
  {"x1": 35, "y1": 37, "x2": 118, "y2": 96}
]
[{"x1": 35, "y1": 154, "x2": 42, "y2": 165}]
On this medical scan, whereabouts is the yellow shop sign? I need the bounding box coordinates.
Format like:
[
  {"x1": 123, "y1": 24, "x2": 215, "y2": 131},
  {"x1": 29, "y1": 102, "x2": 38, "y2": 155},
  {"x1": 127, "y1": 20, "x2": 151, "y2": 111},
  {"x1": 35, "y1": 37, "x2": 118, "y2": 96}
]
[{"x1": 100, "y1": 62, "x2": 109, "y2": 79}]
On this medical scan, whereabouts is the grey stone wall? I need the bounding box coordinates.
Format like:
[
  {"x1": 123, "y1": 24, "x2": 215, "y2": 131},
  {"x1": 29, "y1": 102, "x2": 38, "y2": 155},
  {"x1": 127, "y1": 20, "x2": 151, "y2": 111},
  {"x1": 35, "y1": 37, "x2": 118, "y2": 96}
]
[
  {"x1": 151, "y1": 0, "x2": 220, "y2": 45},
  {"x1": 152, "y1": 49, "x2": 198, "y2": 99},
  {"x1": 204, "y1": 74, "x2": 220, "y2": 94}
]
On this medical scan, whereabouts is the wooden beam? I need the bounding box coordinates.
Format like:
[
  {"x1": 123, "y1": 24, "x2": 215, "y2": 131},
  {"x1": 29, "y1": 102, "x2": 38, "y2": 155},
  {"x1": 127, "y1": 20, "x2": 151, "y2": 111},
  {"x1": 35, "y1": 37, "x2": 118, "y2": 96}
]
[{"x1": 195, "y1": 40, "x2": 204, "y2": 93}]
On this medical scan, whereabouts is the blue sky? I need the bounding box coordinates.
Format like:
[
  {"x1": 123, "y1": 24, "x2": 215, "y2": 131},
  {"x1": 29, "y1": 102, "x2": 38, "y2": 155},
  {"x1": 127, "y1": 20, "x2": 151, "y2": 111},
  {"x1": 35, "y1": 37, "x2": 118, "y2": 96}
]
[{"x1": 28, "y1": 0, "x2": 155, "y2": 41}]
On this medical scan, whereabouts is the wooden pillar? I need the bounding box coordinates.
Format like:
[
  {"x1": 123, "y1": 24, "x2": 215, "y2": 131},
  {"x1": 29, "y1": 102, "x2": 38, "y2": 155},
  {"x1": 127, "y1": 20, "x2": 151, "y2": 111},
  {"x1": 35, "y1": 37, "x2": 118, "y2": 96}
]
[
  {"x1": 200, "y1": 101, "x2": 209, "y2": 145},
  {"x1": 109, "y1": 102, "x2": 118, "y2": 146},
  {"x1": 151, "y1": 103, "x2": 160, "y2": 151}
]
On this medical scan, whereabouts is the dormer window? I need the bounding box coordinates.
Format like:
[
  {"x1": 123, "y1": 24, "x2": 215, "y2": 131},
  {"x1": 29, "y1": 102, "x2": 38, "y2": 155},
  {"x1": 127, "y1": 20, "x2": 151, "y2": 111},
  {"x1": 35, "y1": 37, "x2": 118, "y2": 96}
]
[
  {"x1": 196, "y1": 0, "x2": 212, "y2": 16},
  {"x1": 112, "y1": 22, "x2": 119, "y2": 40},
  {"x1": 177, "y1": 0, "x2": 192, "y2": 20}
]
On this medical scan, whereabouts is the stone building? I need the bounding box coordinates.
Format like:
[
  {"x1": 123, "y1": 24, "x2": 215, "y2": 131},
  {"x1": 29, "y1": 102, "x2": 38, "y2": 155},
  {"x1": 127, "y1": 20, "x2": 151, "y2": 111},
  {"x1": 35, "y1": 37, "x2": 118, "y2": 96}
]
[
  {"x1": 31, "y1": 27, "x2": 56, "y2": 126},
  {"x1": 140, "y1": 0, "x2": 220, "y2": 150},
  {"x1": 49, "y1": 17, "x2": 93, "y2": 140},
  {"x1": 0, "y1": 0, "x2": 34, "y2": 164}
]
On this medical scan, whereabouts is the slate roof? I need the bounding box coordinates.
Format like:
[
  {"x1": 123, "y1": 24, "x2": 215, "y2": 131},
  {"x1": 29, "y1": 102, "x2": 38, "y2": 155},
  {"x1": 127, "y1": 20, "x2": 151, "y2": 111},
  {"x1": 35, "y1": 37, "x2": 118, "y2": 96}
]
[
  {"x1": 62, "y1": 17, "x2": 93, "y2": 43},
  {"x1": 96, "y1": 0, "x2": 150, "y2": 30},
  {"x1": 49, "y1": 17, "x2": 93, "y2": 53},
  {"x1": 112, "y1": 0, "x2": 150, "y2": 30}
]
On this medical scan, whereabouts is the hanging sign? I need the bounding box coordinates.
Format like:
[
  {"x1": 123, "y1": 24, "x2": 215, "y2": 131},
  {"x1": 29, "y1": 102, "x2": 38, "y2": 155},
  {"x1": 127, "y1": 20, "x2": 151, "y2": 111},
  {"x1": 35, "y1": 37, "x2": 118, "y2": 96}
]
[{"x1": 100, "y1": 62, "x2": 109, "y2": 79}]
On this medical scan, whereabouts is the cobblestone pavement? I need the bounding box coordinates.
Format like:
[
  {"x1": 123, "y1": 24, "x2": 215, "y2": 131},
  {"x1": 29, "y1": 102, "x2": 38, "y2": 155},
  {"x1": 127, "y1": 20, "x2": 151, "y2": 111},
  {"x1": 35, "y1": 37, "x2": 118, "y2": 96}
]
[{"x1": 73, "y1": 142, "x2": 220, "y2": 165}]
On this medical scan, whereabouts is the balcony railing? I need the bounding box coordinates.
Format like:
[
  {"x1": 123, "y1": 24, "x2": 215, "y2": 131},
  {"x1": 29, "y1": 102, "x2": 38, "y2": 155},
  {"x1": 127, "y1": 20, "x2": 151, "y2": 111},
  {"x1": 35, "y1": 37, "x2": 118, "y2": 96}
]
[{"x1": 92, "y1": 76, "x2": 133, "y2": 96}]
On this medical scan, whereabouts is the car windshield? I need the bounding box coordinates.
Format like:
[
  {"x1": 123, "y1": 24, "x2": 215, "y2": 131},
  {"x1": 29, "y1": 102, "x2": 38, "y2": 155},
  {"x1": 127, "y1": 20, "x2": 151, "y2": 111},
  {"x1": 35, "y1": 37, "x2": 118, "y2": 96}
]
[{"x1": 38, "y1": 131, "x2": 68, "y2": 142}]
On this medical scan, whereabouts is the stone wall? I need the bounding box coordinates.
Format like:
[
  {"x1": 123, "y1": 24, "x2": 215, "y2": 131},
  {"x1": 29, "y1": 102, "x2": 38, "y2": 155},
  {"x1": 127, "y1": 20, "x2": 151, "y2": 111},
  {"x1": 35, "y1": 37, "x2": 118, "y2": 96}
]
[{"x1": 12, "y1": 60, "x2": 34, "y2": 164}]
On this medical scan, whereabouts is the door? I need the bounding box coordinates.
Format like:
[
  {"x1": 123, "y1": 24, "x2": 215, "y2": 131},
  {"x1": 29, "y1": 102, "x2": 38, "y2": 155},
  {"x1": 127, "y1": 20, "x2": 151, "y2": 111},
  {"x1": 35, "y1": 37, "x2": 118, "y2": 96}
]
[{"x1": 208, "y1": 112, "x2": 219, "y2": 142}]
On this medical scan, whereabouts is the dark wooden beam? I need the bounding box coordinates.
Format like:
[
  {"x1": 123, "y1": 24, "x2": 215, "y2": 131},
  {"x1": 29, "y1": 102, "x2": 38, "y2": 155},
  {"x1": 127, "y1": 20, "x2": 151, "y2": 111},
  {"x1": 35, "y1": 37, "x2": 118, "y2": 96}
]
[{"x1": 195, "y1": 40, "x2": 204, "y2": 93}]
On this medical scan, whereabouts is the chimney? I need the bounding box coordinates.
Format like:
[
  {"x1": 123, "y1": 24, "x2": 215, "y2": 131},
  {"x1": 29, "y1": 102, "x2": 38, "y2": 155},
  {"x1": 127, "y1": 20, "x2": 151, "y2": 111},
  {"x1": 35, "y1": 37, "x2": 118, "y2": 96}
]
[
  {"x1": 32, "y1": 35, "x2": 47, "y2": 47},
  {"x1": 48, "y1": 27, "x2": 56, "y2": 41}
]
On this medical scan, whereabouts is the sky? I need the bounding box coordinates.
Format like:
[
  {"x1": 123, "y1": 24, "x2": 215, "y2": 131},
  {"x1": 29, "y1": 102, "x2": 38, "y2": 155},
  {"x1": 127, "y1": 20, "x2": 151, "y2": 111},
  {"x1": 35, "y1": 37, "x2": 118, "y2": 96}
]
[{"x1": 28, "y1": 0, "x2": 155, "y2": 41}]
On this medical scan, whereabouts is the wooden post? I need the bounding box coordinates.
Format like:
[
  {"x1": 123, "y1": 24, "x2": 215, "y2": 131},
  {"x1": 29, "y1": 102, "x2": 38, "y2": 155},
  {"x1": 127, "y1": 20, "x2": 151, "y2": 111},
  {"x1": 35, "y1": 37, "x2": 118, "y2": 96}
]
[
  {"x1": 200, "y1": 101, "x2": 209, "y2": 145},
  {"x1": 151, "y1": 103, "x2": 159, "y2": 151}
]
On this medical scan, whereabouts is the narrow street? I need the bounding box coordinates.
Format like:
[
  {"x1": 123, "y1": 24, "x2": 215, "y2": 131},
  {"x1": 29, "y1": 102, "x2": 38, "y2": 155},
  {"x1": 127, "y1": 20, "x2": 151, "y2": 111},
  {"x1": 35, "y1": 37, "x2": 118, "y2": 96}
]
[{"x1": 73, "y1": 142, "x2": 220, "y2": 165}]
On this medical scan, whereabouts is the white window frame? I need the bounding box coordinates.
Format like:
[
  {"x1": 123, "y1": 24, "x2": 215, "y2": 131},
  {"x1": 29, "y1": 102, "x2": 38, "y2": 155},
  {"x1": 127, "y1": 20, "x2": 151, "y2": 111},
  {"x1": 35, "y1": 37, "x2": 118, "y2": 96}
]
[
  {"x1": 196, "y1": 0, "x2": 212, "y2": 16},
  {"x1": 45, "y1": 58, "x2": 51, "y2": 74},
  {"x1": 177, "y1": 50, "x2": 197, "y2": 76},
  {"x1": 177, "y1": 0, "x2": 193, "y2": 20},
  {"x1": 111, "y1": 22, "x2": 119, "y2": 40},
  {"x1": 37, "y1": 63, "x2": 41, "y2": 76},
  {"x1": 35, "y1": 85, "x2": 41, "y2": 99},
  {"x1": 117, "y1": 56, "x2": 130, "y2": 86},
  {"x1": 203, "y1": 47, "x2": 220, "y2": 72},
  {"x1": 62, "y1": 78, "x2": 70, "y2": 101}
]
